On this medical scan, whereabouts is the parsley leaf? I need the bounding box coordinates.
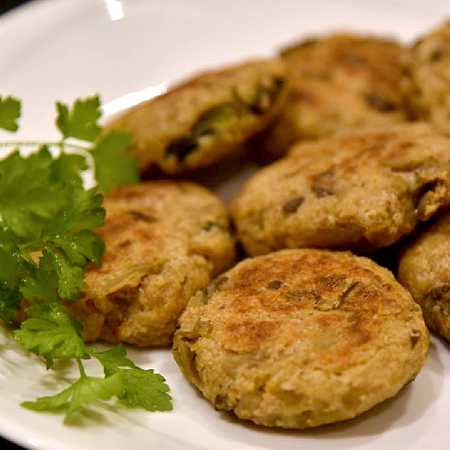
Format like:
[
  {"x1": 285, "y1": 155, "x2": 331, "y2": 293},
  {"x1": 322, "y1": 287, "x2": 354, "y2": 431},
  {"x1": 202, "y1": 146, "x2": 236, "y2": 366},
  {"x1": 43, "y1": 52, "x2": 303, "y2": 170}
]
[
  {"x1": 51, "y1": 153, "x2": 87, "y2": 186},
  {"x1": 0, "y1": 96, "x2": 21, "y2": 132},
  {"x1": 93, "y1": 346, "x2": 173, "y2": 412},
  {"x1": 0, "y1": 148, "x2": 105, "y2": 301},
  {"x1": 56, "y1": 95, "x2": 101, "y2": 142},
  {"x1": 118, "y1": 369, "x2": 173, "y2": 412},
  {"x1": 91, "y1": 345, "x2": 137, "y2": 376},
  {"x1": 23, "y1": 345, "x2": 172, "y2": 423},
  {"x1": 0, "y1": 283, "x2": 21, "y2": 324},
  {"x1": 14, "y1": 302, "x2": 88, "y2": 368},
  {"x1": 91, "y1": 131, "x2": 139, "y2": 193},
  {"x1": 0, "y1": 243, "x2": 21, "y2": 288},
  {"x1": 22, "y1": 372, "x2": 123, "y2": 424},
  {"x1": 53, "y1": 230, "x2": 104, "y2": 267},
  {"x1": 0, "y1": 148, "x2": 67, "y2": 240},
  {"x1": 20, "y1": 250, "x2": 59, "y2": 303},
  {"x1": 42, "y1": 248, "x2": 85, "y2": 301},
  {"x1": 0, "y1": 93, "x2": 169, "y2": 425},
  {"x1": 43, "y1": 184, "x2": 105, "y2": 238},
  {"x1": 0, "y1": 230, "x2": 33, "y2": 322}
]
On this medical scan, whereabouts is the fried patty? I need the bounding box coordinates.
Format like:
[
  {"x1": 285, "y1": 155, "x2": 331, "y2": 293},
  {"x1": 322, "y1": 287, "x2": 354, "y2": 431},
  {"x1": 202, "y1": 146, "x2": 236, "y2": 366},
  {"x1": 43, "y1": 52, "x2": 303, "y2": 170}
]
[
  {"x1": 68, "y1": 181, "x2": 235, "y2": 347},
  {"x1": 398, "y1": 211, "x2": 450, "y2": 341},
  {"x1": 104, "y1": 59, "x2": 287, "y2": 174},
  {"x1": 405, "y1": 20, "x2": 450, "y2": 135},
  {"x1": 232, "y1": 123, "x2": 450, "y2": 256},
  {"x1": 173, "y1": 249, "x2": 428, "y2": 429},
  {"x1": 253, "y1": 33, "x2": 409, "y2": 161}
]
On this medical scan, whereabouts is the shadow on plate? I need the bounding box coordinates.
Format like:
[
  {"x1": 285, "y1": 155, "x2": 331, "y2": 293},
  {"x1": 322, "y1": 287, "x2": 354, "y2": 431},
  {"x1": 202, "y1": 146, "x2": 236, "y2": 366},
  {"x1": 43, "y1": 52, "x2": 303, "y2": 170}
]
[{"x1": 142, "y1": 145, "x2": 260, "y2": 206}]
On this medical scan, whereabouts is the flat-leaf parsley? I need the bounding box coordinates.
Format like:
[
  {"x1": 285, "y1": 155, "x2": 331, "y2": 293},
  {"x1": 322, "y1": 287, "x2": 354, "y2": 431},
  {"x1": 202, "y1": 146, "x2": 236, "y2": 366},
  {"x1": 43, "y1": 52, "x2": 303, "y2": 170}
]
[{"x1": 0, "y1": 95, "x2": 172, "y2": 423}]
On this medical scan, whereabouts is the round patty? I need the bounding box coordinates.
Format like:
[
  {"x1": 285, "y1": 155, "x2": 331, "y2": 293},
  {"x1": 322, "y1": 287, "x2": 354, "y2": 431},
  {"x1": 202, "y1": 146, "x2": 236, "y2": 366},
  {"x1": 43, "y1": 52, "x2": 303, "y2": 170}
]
[
  {"x1": 406, "y1": 20, "x2": 450, "y2": 135},
  {"x1": 232, "y1": 123, "x2": 450, "y2": 256},
  {"x1": 253, "y1": 33, "x2": 410, "y2": 161},
  {"x1": 173, "y1": 249, "x2": 428, "y2": 429},
  {"x1": 68, "y1": 181, "x2": 235, "y2": 347},
  {"x1": 104, "y1": 59, "x2": 287, "y2": 174},
  {"x1": 398, "y1": 211, "x2": 450, "y2": 341}
]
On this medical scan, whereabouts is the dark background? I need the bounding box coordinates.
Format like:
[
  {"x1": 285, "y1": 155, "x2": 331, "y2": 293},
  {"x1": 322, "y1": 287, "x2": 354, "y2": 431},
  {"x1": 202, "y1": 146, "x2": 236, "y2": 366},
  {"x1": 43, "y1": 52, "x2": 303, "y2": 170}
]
[
  {"x1": 1, "y1": 0, "x2": 32, "y2": 14},
  {"x1": 2, "y1": 3, "x2": 34, "y2": 450}
]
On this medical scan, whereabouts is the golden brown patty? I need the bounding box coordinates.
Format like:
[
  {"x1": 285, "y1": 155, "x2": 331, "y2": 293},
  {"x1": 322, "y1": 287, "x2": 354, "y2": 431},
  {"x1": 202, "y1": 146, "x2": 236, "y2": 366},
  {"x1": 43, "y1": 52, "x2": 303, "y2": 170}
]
[
  {"x1": 232, "y1": 123, "x2": 450, "y2": 256},
  {"x1": 68, "y1": 181, "x2": 235, "y2": 347},
  {"x1": 253, "y1": 33, "x2": 410, "y2": 161},
  {"x1": 406, "y1": 20, "x2": 450, "y2": 135},
  {"x1": 398, "y1": 211, "x2": 450, "y2": 341},
  {"x1": 173, "y1": 249, "x2": 428, "y2": 429},
  {"x1": 104, "y1": 59, "x2": 287, "y2": 174}
]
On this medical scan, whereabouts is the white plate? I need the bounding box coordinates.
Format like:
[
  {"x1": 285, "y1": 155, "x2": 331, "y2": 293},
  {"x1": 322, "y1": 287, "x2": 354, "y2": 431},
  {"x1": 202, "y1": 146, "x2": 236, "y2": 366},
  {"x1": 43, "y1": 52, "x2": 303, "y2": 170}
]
[{"x1": 1, "y1": 1, "x2": 450, "y2": 449}]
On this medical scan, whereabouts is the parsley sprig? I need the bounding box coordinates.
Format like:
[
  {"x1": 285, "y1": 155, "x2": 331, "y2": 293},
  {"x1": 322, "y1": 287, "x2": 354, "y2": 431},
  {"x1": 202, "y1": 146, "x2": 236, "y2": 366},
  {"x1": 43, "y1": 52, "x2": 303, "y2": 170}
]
[
  {"x1": 0, "y1": 95, "x2": 139, "y2": 193},
  {"x1": 0, "y1": 95, "x2": 172, "y2": 423}
]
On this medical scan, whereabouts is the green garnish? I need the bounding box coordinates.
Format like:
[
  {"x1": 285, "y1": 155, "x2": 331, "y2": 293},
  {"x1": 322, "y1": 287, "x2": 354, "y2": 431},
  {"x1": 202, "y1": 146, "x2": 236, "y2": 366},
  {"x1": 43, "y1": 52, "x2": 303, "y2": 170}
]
[
  {"x1": 0, "y1": 94, "x2": 139, "y2": 193},
  {"x1": 0, "y1": 95, "x2": 172, "y2": 423},
  {"x1": 0, "y1": 96, "x2": 21, "y2": 132}
]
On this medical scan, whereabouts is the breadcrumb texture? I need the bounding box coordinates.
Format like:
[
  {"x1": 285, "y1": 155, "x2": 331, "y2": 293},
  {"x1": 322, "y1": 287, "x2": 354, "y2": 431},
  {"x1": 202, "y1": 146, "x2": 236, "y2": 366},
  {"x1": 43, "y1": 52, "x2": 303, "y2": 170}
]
[
  {"x1": 406, "y1": 20, "x2": 450, "y2": 135},
  {"x1": 254, "y1": 33, "x2": 410, "y2": 160},
  {"x1": 69, "y1": 181, "x2": 235, "y2": 347},
  {"x1": 104, "y1": 59, "x2": 287, "y2": 174},
  {"x1": 232, "y1": 123, "x2": 450, "y2": 255},
  {"x1": 173, "y1": 249, "x2": 429, "y2": 429},
  {"x1": 398, "y1": 211, "x2": 450, "y2": 341}
]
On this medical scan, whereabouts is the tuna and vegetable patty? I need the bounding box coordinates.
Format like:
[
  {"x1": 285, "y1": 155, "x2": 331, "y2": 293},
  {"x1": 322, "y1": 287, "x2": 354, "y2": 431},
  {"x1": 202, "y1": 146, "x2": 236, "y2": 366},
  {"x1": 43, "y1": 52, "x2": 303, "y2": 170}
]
[
  {"x1": 232, "y1": 123, "x2": 450, "y2": 255},
  {"x1": 398, "y1": 211, "x2": 450, "y2": 341},
  {"x1": 405, "y1": 20, "x2": 450, "y2": 135},
  {"x1": 173, "y1": 249, "x2": 428, "y2": 429},
  {"x1": 253, "y1": 33, "x2": 410, "y2": 160},
  {"x1": 69, "y1": 181, "x2": 235, "y2": 347},
  {"x1": 105, "y1": 59, "x2": 287, "y2": 174}
]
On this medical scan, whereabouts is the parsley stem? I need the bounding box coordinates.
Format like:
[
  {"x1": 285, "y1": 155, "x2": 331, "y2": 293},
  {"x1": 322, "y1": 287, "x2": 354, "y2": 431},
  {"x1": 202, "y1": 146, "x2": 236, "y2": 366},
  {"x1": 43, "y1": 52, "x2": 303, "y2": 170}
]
[
  {"x1": 0, "y1": 141, "x2": 88, "y2": 151},
  {"x1": 77, "y1": 359, "x2": 87, "y2": 379}
]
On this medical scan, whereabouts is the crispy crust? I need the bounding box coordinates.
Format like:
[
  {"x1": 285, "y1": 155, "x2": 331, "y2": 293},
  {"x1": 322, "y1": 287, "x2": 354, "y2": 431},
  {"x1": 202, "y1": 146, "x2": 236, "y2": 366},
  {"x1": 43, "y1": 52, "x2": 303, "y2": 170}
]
[
  {"x1": 232, "y1": 123, "x2": 450, "y2": 255},
  {"x1": 405, "y1": 20, "x2": 450, "y2": 135},
  {"x1": 104, "y1": 59, "x2": 287, "y2": 174},
  {"x1": 253, "y1": 33, "x2": 410, "y2": 161},
  {"x1": 173, "y1": 249, "x2": 428, "y2": 429},
  {"x1": 68, "y1": 181, "x2": 235, "y2": 346},
  {"x1": 398, "y1": 211, "x2": 450, "y2": 341}
]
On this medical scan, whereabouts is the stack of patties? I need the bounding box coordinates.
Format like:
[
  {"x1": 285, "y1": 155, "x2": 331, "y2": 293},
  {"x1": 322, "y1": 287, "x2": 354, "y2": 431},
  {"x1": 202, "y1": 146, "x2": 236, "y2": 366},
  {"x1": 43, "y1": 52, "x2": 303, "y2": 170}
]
[
  {"x1": 72, "y1": 21, "x2": 450, "y2": 430},
  {"x1": 184, "y1": 121, "x2": 450, "y2": 428},
  {"x1": 70, "y1": 58, "x2": 289, "y2": 346}
]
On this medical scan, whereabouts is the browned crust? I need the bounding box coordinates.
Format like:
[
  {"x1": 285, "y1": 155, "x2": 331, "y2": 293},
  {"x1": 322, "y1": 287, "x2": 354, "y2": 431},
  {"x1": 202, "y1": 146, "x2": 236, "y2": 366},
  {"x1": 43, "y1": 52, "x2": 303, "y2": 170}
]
[{"x1": 173, "y1": 249, "x2": 429, "y2": 429}]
